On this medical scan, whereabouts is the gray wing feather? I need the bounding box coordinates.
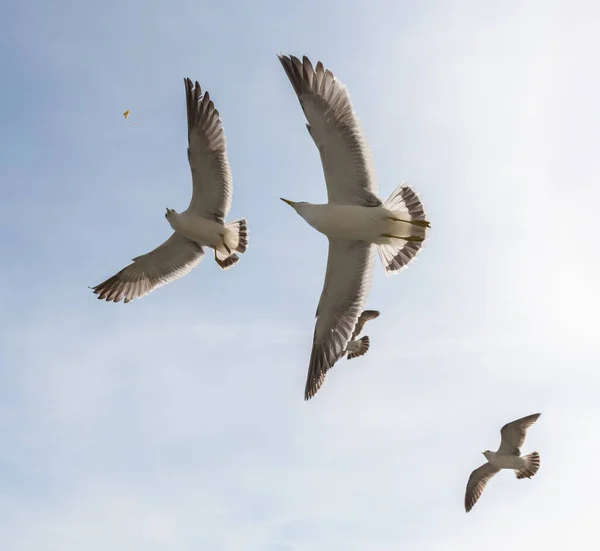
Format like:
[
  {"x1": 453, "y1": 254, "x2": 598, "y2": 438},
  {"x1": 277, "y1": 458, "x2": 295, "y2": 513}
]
[
  {"x1": 465, "y1": 462, "x2": 500, "y2": 513},
  {"x1": 278, "y1": 55, "x2": 381, "y2": 207},
  {"x1": 498, "y1": 413, "x2": 541, "y2": 455},
  {"x1": 305, "y1": 240, "x2": 374, "y2": 399},
  {"x1": 184, "y1": 78, "x2": 233, "y2": 223},
  {"x1": 350, "y1": 310, "x2": 380, "y2": 340},
  {"x1": 91, "y1": 233, "x2": 204, "y2": 303}
]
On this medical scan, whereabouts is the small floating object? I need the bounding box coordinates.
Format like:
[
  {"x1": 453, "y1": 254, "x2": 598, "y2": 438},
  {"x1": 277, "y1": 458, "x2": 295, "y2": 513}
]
[{"x1": 123, "y1": 110, "x2": 130, "y2": 119}]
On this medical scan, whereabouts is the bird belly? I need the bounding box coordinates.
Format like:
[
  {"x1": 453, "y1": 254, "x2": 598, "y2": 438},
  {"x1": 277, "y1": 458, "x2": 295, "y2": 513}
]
[
  {"x1": 172, "y1": 213, "x2": 224, "y2": 248},
  {"x1": 489, "y1": 454, "x2": 523, "y2": 470},
  {"x1": 303, "y1": 205, "x2": 391, "y2": 241},
  {"x1": 302, "y1": 205, "x2": 425, "y2": 245}
]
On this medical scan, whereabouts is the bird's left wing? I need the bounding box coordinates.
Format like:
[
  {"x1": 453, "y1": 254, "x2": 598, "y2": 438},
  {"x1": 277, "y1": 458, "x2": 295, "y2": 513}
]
[
  {"x1": 465, "y1": 462, "x2": 500, "y2": 512},
  {"x1": 350, "y1": 309, "x2": 380, "y2": 340},
  {"x1": 305, "y1": 239, "x2": 374, "y2": 399},
  {"x1": 184, "y1": 78, "x2": 233, "y2": 224},
  {"x1": 498, "y1": 413, "x2": 541, "y2": 455},
  {"x1": 278, "y1": 55, "x2": 381, "y2": 207}
]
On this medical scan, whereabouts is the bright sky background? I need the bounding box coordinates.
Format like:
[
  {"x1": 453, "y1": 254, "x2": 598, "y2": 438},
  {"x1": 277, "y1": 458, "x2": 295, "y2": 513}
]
[{"x1": 1, "y1": 0, "x2": 599, "y2": 549}]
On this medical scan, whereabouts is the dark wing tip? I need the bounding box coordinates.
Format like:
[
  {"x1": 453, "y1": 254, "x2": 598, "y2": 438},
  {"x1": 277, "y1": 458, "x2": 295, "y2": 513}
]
[
  {"x1": 304, "y1": 372, "x2": 325, "y2": 401},
  {"x1": 278, "y1": 54, "x2": 313, "y2": 99},
  {"x1": 464, "y1": 488, "x2": 477, "y2": 514},
  {"x1": 304, "y1": 344, "x2": 328, "y2": 401},
  {"x1": 90, "y1": 276, "x2": 126, "y2": 304},
  {"x1": 464, "y1": 485, "x2": 482, "y2": 513},
  {"x1": 525, "y1": 413, "x2": 542, "y2": 426},
  {"x1": 304, "y1": 382, "x2": 324, "y2": 401},
  {"x1": 502, "y1": 412, "x2": 542, "y2": 433}
]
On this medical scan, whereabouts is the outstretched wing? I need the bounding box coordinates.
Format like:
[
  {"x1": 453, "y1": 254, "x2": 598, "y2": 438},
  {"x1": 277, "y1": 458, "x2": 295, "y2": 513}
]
[
  {"x1": 278, "y1": 55, "x2": 381, "y2": 207},
  {"x1": 465, "y1": 462, "x2": 500, "y2": 513},
  {"x1": 91, "y1": 233, "x2": 204, "y2": 303},
  {"x1": 305, "y1": 240, "x2": 374, "y2": 399},
  {"x1": 184, "y1": 78, "x2": 233, "y2": 223},
  {"x1": 498, "y1": 413, "x2": 541, "y2": 456}
]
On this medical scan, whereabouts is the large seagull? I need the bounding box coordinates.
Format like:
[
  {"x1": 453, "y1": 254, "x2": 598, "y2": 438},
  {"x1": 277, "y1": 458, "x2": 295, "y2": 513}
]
[
  {"x1": 278, "y1": 54, "x2": 430, "y2": 399},
  {"x1": 465, "y1": 413, "x2": 541, "y2": 513},
  {"x1": 91, "y1": 78, "x2": 248, "y2": 303}
]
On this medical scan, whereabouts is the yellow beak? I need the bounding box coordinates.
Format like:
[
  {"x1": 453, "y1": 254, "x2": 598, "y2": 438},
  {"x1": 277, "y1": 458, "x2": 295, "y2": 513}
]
[{"x1": 280, "y1": 198, "x2": 296, "y2": 207}]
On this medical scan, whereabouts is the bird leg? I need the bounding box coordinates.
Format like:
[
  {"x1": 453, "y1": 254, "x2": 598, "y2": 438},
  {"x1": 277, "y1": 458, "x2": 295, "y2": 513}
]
[
  {"x1": 386, "y1": 216, "x2": 431, "y2": 228},
  {"x1": 381, "y1": 233, "x2": 424, "y2": 242},
  {"x1": 409, "y1": 219, "x2": 431, "y2": 228}
]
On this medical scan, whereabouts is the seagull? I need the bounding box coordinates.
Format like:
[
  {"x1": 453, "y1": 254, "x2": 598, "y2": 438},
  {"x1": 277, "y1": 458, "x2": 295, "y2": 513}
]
[
  {"x1": 91, "y1": 78, "x2": 248, "y2": 303},
  {"x1": 465, "y1": 413, "x2": 541, "y2": 513},
  {"x1": 277, "y1": 54, "x2": 430, "y2": 399},
  {"x1": 345, "y1": 310, "x2": 380, "y2": 360}
]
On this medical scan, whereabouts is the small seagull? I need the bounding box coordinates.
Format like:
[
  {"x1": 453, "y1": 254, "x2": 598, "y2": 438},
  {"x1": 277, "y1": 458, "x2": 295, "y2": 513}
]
[
  {"x1": 465, "y1": 413, "x2": 541, "y2": 513},
  {"x1": 345, "y1": 310, "x2": 380, "y2": 360},
  {"x1": 92, "y1": 79, "x2": 248, "y2": 303},
  {"x1": 278, "y1": 54, "x2": 430, "y2": 399}
]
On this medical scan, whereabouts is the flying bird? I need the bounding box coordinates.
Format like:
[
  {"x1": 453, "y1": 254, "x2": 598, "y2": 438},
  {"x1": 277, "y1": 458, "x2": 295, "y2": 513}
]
[
  {"x1": 277, "y1": 54, "x2": 429, "y2": 399},
  {"x1": 123, "y1": 110, "x2": 130, "y2": 119},
  {"x1": 465, "y1": 413, "x2": 541, "y2": 513},
  {"x1": 345, "y1": 310, "x2": 380, "y2": 360},
  {"x1": 92, "y1": 79, "x2": 248, "y2": 303}
]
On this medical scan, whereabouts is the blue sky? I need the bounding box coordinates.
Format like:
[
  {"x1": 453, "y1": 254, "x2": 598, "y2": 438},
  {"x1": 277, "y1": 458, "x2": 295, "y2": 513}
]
[{"x1": 1, "y1": 0, "x2": 599, "y2": 549}]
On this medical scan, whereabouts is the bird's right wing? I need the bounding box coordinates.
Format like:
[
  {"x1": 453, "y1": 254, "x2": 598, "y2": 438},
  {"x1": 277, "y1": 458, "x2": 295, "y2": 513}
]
[
  {"x1": 91, "y1": 233, "x2": 204, "y2": 303},
  {"x1": 350, "y1": 309, "x2": 380, "y2": 340},
  {"x1": 278, "y1": 55, "x2": 382, "y2": 207},
  {"x1": 305, "y1": 239, "x2": 374, "y2": 399},
  {"x1": 498, "y1": 413, "x2": 541, "y2": 455},
  {"x1": 465, "y1": 462, "x2": 500, "y2": 513}
]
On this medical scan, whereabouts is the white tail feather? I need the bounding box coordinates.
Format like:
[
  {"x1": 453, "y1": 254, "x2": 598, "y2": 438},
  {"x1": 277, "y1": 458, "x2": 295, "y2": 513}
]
[
  {"x1": 347, "y1": 335, "x2": 370, "y2": 360},
  {"x1": 215, "y1": 219, "x2": 248, "y2": 270},
  {"x1": 377, "y1": 184, "x2": 429, "y2": 275},
  {"x1": 226, "y1": 218, "x2": 248, "y2": 254},
  {"x1": 515, "y1": 452, "x2": 541, "y2": 479}
]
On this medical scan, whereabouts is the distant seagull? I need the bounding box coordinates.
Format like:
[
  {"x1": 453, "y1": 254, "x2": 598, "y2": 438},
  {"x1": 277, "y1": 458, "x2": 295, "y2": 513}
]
[
  {"x1": 346, "y1": 310, "x2": 380, "y2": 360},
  {"x1": 465, "y1": 413, "x2": 541, "y2": 513},
  {"x1": 277, "y1": 54, "x2": 429, "y2": 399},
  {"x1": 92, "y1": 79, "x2": 248, "y2": 303}
]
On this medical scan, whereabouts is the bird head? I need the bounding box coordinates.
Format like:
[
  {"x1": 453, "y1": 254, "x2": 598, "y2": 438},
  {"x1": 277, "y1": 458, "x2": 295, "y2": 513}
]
[
  {"x1": 280, "y1": 198, "x2": 308, "y2": 213},
  {"x1": 165, "y1": 208, "x2": 178, "y2": 228},
  {"x1": 482, "y1": 450, "x2": 493, "y2": 460}
]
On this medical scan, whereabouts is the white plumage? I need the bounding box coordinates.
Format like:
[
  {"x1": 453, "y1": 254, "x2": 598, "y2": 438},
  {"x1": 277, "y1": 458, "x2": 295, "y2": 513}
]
[
  {"x1": 465, "y1": 413, "x2": 542, "y2": 512},
  {"x1": 278, "y1": 54, "x2": 430, "y2": 399},
  {"x1": 91, "y1": 78, "x2": 248, "y2": 303}
]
